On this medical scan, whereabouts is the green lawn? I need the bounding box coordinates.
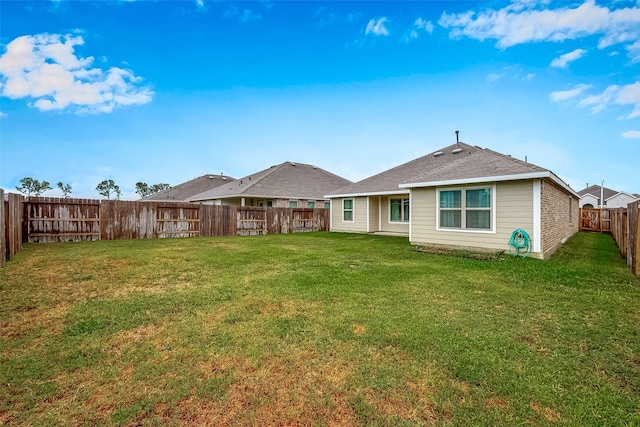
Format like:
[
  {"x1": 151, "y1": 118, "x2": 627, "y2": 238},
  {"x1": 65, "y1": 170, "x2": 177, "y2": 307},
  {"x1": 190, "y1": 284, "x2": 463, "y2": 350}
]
[{"x1": 1, "y1": 232, "x2": 638, "y2": 426}]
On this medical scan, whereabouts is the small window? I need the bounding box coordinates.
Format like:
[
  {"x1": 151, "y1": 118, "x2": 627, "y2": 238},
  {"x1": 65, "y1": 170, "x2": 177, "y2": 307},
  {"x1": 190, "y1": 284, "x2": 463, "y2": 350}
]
[
  {"x1": 324, "y1": 202, "x2": 330, "y2": 209},
  {"x1": 343, "y1": 199, "x2": 353, "y2": 221},
  {"x1": 289, "y1": 200, "x2": 298, "y2": 208},
  {"x1": 267, "y1": 200, "x2": 273, "y2": 207},
  {"x1": 389, "y1": 197, "x2": 410, "y2": 222},
  {"x1": 307, "y1": 201, "x2": 315, "y2": 208}
]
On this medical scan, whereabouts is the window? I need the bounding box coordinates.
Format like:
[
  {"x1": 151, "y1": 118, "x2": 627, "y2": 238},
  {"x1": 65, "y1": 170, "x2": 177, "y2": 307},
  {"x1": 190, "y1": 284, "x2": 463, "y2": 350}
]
[
  {"x1": 343, "y1": 199, "x2": 353, "y2": 221},
  {"x1": 289, "y1": 200, "x2": 298, "y2": 208},
  {"x1": 324, "y1": 202, "x2": 330, "y2": 209},
  {"x1": 439, "y1": 187, "x2": 492, "y2": 231},
  {"x1": 307, "y1": 201, "x2": 315, "y2": 208},
  {"x1": 267, "y1": 200, "x2": 273, "y2": 207},
  {"x1": 390, "y1": 197, "x2": 410, "y2": 222}
]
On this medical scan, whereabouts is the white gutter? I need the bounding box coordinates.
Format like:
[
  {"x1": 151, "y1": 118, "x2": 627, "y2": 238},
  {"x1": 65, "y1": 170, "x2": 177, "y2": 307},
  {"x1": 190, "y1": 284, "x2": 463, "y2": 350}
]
[
  {"x1": 324, "y1": 189, "x2": 409, "y2": 199},
  {"x1": 400, "y1": 171, "x2": 579, "y2": 198}
]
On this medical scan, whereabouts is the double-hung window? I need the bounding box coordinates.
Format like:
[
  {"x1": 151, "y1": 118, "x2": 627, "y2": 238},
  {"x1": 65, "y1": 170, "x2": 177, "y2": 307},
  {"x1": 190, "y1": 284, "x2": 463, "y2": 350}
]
[
  {"x1": 343, "y1": 199, "x2": 353, "y2": 221},
  {"x1": 439, "y1": 187, "x2": 492, "y2": 231},
  {"x1": 390, "y1": 197, "x2": 410, "y2": 222}
]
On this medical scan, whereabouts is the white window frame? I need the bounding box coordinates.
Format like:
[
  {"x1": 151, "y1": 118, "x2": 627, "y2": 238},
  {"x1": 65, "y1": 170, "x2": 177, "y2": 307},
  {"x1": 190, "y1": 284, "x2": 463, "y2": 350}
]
[
  {"x1": 436, "y1": 185, "x2": 496, "y2": 233},
  {"x1": 342, "y1": 198, "x2": 354, "y2": 222},
  {"x1": 388, "y1": 197, "x2": 410, "y2": 223}
]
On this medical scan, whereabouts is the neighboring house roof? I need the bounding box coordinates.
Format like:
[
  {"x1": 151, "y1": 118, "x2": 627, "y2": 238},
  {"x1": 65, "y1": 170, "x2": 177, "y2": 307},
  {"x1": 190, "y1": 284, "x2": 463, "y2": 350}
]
[
  {"x1": 327, "y1": 142, "x2": 481, "y2": 197},
  {"x1": 327, "y1": 142, "x2": 577, "y2": 197},
  {"x1": 577, "y1": 185, "x2": 617, "y2": 201},
  {"x1": 188, "y1": 161, "x2": 352, "y2": 202},
  {"x1": 142, "y1": 174, "x2": 234, "y2": 201},
  {"x1": 576, "y1": 185, "x2": 639, "y2": 204}
]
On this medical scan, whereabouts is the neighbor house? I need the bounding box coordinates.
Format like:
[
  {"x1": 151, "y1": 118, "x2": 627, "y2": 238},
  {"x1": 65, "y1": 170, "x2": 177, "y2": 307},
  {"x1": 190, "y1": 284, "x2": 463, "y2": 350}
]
[
  {"x1": 577, "y1": 185, "x2": 639, "y2": 209},
  {"x1": 142, "y1": 174, "x2": 235, "y2": 202},
  {"x1": 326, "y1": 142, "x2": 579, "y2": 259},
  {"x1": 188, "y1": 161, "x2": 352, "y2": 208}
]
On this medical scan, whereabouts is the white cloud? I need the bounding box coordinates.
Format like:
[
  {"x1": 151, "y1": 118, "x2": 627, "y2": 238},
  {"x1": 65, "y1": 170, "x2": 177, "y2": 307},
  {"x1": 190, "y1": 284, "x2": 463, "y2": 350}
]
[
  {"x1": 365, "y1": 17, "x2": 390, "y2": 36},
  {"x1": 549, "y1": 83, "x2": 591, "y2": 102},
  {"x1": 551, "y1": 81, "x2": 640, "y2": 118},
  {"x1": 0, "y1": 33, "x2": 153, "y2": 114},
  {"x1": 0, "y1": 111, "x2": 7, "y2": 118},
  {"x1": 622, "y1": 130, "x2": 640, "y2": 138},
  {"x1": 402, "y1": 17, "x2": 434, "y2": 43},
  {"x1": 487, "y1": 72, "x2": 504, "y2": 82},
  {"x1": 551, "y1": 48, "x2": 587, "y2": 68},
  {"x1": 240, "y1": 9, "x2": 262, "y2": 23},
  {"x1": 438, "y1": 1, "x2": 640, "y2": 60}
]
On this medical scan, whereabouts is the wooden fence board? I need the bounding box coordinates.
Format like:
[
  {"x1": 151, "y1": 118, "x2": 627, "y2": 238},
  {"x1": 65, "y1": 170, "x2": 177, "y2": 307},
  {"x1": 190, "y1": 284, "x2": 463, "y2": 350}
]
[
  {"x1": 7, "y1": 193, "x2": 24, "y2": 259},
  {"x1": 26, "y1": 197, "x2": 100, "y2": 242},
  {"x1": 627, "y1": 201, "x2": 639, "y2": 276}
]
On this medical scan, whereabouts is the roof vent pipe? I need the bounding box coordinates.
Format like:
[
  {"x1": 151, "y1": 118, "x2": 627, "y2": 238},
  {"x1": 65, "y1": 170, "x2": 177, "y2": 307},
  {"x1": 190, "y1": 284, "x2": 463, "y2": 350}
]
[{"x1": 455, "y1": 130, "x2": 459, "y2": 143}]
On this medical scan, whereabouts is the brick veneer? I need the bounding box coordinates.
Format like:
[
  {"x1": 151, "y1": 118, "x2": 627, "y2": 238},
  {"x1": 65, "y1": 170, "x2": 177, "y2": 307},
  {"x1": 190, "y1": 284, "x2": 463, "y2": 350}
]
[{"x1": 540, "y1": 179, "x2": 579, "y2": 258}]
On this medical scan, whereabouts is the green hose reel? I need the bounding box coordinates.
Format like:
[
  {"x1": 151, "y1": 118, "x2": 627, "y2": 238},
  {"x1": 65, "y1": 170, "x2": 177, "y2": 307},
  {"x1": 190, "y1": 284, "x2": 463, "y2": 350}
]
[{"x1": 509, "y1": 229, "x2": 531, "y2": 257}]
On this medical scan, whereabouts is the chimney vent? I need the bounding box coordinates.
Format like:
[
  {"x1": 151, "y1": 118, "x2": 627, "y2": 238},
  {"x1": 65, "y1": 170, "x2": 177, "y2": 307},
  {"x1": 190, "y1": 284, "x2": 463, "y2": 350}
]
[{"x1": 455, "y1": 130, "x2": 459, "y2": 143}]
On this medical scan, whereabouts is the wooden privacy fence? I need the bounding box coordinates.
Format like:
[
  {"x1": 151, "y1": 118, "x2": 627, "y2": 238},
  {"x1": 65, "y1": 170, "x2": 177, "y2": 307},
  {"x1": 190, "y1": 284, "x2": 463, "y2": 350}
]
[
  {"x1": 609, "y1": 202, "x2": 640, "y2": 276},
  {"x1": 581, "y1": 205, "x2": 640, "y2": 276},
  {"x1": 2, "y1": 195, "x2": 330, "y2": 266}
]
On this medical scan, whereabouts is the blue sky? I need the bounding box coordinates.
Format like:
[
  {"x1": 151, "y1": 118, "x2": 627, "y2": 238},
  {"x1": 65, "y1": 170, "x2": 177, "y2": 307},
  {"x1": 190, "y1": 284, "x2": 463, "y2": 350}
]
[{"x1": 1, "y1": 0, "x2": 639, "y2": 200}]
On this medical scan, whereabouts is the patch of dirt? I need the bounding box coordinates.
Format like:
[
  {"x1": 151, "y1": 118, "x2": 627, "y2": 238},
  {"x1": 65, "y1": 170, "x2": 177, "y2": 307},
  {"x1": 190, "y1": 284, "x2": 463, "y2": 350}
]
[
  {"x1": 530, "y1": 401, "x2": 562, "y2": 422},
  {"x1": 351, "y1": 324, "x2": 366, "y2": 336}
]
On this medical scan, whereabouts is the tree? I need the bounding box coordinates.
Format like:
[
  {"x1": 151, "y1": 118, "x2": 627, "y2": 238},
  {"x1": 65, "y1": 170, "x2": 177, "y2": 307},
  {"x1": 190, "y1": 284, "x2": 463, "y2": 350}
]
[
  {"x1": 149, "y1": 183, "x2": 170, "y2": 194},
  {"x1": 135, "y1": 182, "x2": 170, "y2": 198},
  {"x1": 96, "y1": 179, "x2": 120, "y2": 199},
  {"x1": 135, "y1": 182, "x2": 151, "y2": 198},
  {"x1": 16, "y1": 177, "x2": 52, "y2": 196},
  {"x1": 57, "y1": 181, "x2": 72, "y2": 198}
]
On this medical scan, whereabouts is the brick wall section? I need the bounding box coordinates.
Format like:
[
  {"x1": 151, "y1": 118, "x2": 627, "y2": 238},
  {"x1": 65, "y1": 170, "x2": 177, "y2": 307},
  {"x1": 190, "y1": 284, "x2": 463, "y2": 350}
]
[{"x1": 540, "y1": 179, "x2": 579, "y2": 258}]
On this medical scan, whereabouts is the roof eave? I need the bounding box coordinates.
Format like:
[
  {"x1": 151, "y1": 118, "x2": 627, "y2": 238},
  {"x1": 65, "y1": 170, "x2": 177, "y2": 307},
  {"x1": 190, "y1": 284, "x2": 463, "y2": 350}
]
[
  {"x1": 325, "y1": 189, "x2": 410, "y2": 199},
  {"x1": 400, "y1": 171, "x2": 579, "y2": 197}
]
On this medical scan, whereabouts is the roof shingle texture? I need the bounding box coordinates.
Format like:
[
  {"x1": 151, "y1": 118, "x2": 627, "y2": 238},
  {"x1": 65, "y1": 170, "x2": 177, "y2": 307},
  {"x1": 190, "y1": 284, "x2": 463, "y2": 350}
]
[
  {"x1": 143, "y1": 174, "x2": 234, "y2": 201},
  {"x1": 403, "y1": 148, "x2": 547, "y2": 185},
  {"x1": 189, "y1": 162, "x2": 352, "y2": 201},
  {"x1": 328, "y1": 143, "x2": 549, "y2": 196}
]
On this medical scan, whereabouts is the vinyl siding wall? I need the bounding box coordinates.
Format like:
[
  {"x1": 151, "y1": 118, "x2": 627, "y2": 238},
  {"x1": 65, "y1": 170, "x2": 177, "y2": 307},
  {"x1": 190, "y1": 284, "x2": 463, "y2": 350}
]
[
  {"x1": 410, "y1": 181, "x2": 537, "y2": 256},
  {"x1": 330, "y1": 197, "x2": 368, "y2": 233},
  {"x1": 368, "y1": 196, "x2": 380, "y2": 232},
  {"x1": 379, "y1": 196, "x2": 410, "y2": 235}
]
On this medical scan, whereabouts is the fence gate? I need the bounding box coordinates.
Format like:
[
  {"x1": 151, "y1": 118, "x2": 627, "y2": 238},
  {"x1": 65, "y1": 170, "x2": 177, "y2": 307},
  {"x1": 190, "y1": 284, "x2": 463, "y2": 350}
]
[{"x1": 580, "y1": 209, "x2": 601, "y2": 231}]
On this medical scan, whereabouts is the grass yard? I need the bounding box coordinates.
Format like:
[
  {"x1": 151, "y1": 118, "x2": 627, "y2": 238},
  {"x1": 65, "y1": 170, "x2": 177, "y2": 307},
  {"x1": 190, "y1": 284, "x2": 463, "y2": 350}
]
[{"x1": 1, "y1": 232, "x2": 639, "y2": 426}]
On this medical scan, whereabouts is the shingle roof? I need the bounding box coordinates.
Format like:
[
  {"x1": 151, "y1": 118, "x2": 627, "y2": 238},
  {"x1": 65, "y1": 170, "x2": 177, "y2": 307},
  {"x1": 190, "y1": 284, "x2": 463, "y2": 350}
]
[
  {"x1": 402, "y1": 147, "x2": 547, "y2": 185},
  {"x1": 327, "y1": 142, "x2": 481, "y2": 196},
  {"x1": 327, "y1": 142, "x2": 576, "y2": 197},
  {"x1": 577, "y1": 185, "x2": 618, "y2": 200},
  {"x1": 188, "y1": 162, "x2": 352, "y2": 202},
  {"x1": 142, "y1": 174, "x2": 234, "y2": 201}
]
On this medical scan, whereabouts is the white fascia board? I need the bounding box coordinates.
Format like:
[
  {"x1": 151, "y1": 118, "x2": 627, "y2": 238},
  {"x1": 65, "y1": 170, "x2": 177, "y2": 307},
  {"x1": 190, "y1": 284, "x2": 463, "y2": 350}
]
[
  {"x1": 605, "y1": 191, "x2": 637, "y2": 201},
  {"x1": 580, "y1": 193, "x2": 598, "y2": 199},
  {"x1": 193, "y1": 194, "x2": 327, "y2": 202},
  {"x1": 324, "y1": 190, "x2": 409, "y2": 199},
  {"x1": 400, "y1": 171, "x2": 579, "y2": 198}
]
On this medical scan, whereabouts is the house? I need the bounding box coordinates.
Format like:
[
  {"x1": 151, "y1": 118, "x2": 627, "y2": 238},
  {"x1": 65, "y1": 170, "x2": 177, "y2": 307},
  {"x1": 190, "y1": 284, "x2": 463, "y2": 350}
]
[
  {"x1": 188, "y1": 161, "x2": 352, "y2": 208},
  {"x1": 577, "y1": 185, "x2": 639, "y2": 209},
  {"x1": 326, "y1": 142, "x2": 579, "y2": 259},
  {"x1": 142, "y1": 174, "x2": 235, "y2": 202}
]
